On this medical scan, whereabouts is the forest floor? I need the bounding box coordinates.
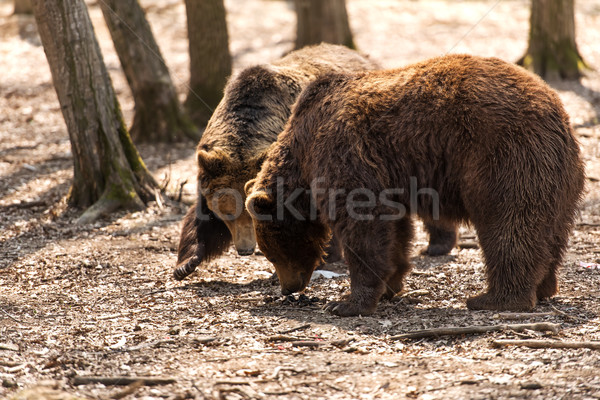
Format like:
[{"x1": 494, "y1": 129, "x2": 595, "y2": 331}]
[{"x1": 2, "y1": 0, "x2": 600, "y2": 399}]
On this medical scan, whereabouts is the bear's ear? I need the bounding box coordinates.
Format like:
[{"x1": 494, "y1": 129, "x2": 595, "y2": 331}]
[
  {"x1": 244, "y1": 178, "x2": 257, "y2": 196},
  {"x1": 246, "y1": 190, "x2": 276, "y2": 219},
  {"x1": 197, "y1": 147, "x2": 232, "y2": 177}
]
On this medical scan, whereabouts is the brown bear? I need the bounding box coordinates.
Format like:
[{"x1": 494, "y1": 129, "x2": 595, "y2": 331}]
[
  {"x1": 174, "y1": 44, "x2": 384, "y2": 280},
  {"x1": 245, "y1": 54, "x2": 585, "y2": 316}
]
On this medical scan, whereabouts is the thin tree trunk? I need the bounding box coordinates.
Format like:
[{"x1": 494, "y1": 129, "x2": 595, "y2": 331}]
[
  {"x1": 517, "y1": 0, "x2": 587, "y2": 80},
  {"x1": 14, "y1": 0, "x2": 33, "y2": 14},
  {"x1": 32, "y1": 0, "x2": 158, "y2": 224},
  {"x1": 99, "y1": 0, "x2": 199, "y2": 143},
  {"x1": 184, "y1": 0, "x2": 232, "y2": 126},
  {"x1": 294, "y1": 0, "x2": 355, "y2": 50}
]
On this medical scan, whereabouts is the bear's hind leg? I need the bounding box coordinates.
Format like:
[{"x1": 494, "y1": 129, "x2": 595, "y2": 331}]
[
  {"x1": 537, "y1": 230, "x2": 570, "y2": 300},
  {"x1": 323, "y1": 234, "x2": 343, "y2": 264},
  {"x1": 466, "y1": 225, "x2": 550, "y2": 311},
  {"x1": 324, "y1": 222, "x2": 396, "y2": 316},
  {"x1": 382, "y1": 218, "x2": 414, "y2": 300},
  {"x1": 536, "y1": 267, "x2": 557, "y2": 300},
  {"x1": 422, "y1": 221, "x2": 457, "y2": 256}
]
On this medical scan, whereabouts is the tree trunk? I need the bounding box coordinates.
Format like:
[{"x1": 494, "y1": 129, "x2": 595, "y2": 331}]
[
  {"x1": 294, "y1": 0, "x2": 355, "y2": 50},
  {"x1": 184, "y1": 0, "x2": 232, "y2": 127},
  {"x1": 99, "y1": 0, "x2": 199, "y2": 143},
  {"x1": 517, "y1": 0, "x2": 587, "y2": 80},
  {"x1": 32, "y1": 0, "x2": 158, "y2": 224},
  {"x1": 14, "y1": 0, "x2": 33, "y2": 14}
]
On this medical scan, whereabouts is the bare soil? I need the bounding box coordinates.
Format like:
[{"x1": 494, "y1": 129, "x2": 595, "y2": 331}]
[{"x1": 2, "y1": 1, "x2": 600, "y2": 399}]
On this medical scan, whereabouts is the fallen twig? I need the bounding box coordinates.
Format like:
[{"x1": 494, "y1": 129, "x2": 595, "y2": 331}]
[
  {"x1": 0, "y1": 308, "x2": 25, "y2": 324},
  {"x1": 291, "y1": 340, "x2": 323, "y2": 348},
  {"x1": 330, "y1": 338, "x2": 354, "y2": 347},
  {"x1": 2, "y1": 200, "x2": 46, "y2": 209},
  {"x1": 72, "y1": 376, "x2": 176, "y2": 386},
  {"x1": 390, "y1": 322, "x2": 560, "y2": 340},
  {"x1": 494, "y1": 307, "x2": 576, "y2": 321},
  {"x1": 491, "y1": 339, "x2": 600, "y2": 350},
  {"x1": 493, "y1": 312, "x2": 554, "y2": 320},
  {"x1": 402, "y1": 289, "x2": 430, "y2": 297},
  {"x1": 111, "y1": 381, "x2": 144, "y2": 400},
  {"x1": 279, "y1": 324, "x2": 311, "y2": 334},
  {"x1": 154, "y1": 189, "x2": 164, "y2": 209},
  {"x1": 458, "y1": 241, "x2": 479, "y2": 249},
  {"x1": 266, "y1": 335, "x2": 304, "y2": 342},
  {"x1": 215, "y1": 387, "x2": 252, "y2": 399},
  {"x1": 549, "y1": 306, "x2": 578, "y2": 322},
  {"x1": 0, "y1": 343, "x2": 19, "y2": 352},
  {"x1": 0, "y1": 361, "x2": 22, "y2": 367},
  {"x1": 192, "y1": 336, "x2": 219, "y2": 345},
  {"x1": 577, "y1": 222, "x2": 600, "y2": 227},
  {"x1": 215, "y1": 380, "x2": 251, "y2": 385},
  {"x1": 176, "y1": 179, "x2": 187, "y2": 203}
]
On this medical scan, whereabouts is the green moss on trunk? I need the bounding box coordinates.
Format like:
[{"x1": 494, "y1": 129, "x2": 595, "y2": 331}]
[{"x1": 518, "y1": 0, "x2": 588, "y2": 80}]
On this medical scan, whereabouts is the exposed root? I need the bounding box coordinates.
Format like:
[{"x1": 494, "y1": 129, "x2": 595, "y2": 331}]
[
  {"x1": 76, "y1": 189, "x2": 144, "y2": 225},
  {"x1": 390, "y1": 322, "x2": 561, "y2": 340}
]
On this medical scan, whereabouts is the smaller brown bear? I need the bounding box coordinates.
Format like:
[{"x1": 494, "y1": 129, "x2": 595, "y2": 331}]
[
  {"x1": 246, "y1": 54, "x2": 585, "y2": 317},
  {"x1": 174, "y1": 44, "x2": 382, "y2": 281}
]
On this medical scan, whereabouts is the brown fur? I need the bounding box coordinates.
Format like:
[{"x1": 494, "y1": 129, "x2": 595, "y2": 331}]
[
  {"x1": 246, "y1": 54, "x2": 585, "y2": 316},
  {"x1": 174, "y1": 44, "x2": 380, "y2": 280}
]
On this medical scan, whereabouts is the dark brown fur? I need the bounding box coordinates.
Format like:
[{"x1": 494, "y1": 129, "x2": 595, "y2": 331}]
[
  {"x1": 246, "y1": 54, "x2": 585, "y2": 316},
  {"x1": 174, "y1": 44, "x2": 381, "y2": 280}
]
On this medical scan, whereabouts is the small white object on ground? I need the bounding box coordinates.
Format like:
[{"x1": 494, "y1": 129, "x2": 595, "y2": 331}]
[
  {"x1": 310, "y1": 270, "x2": 347, "y2": 281},
  {"x1": 579, "y1": 261, "x2": 600, "y2": 269}
]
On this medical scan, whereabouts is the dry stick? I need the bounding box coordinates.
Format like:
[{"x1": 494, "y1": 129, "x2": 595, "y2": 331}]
[
  {"x1": 331, "y1": 338, "x2": 354, "y2": 347},
  {"x1": 577, "y1": 222, "x2": 600, "y2": 227},
  {"x1": 290, "y1": 341, "x2": 323, "y2": 348},
  {"x1": 390, "y1": 322, "x2": 560, "y2": 340},
  {"x1": 494, "y1": 312, "x2": 555, "y2": 320},
  {"x1": 495, "y1": 307, "x2": 575, "y2": 321},
  {"x1": 266, "y1": 335, "x2": 304, "y2": 342},
  {"x1": 492, "y1": 339, "x2": 600, "y2": 350},
  {"x1": 72, "y1": 376, "x2": 176, "y2": 386},
  {"x1": 111, "y1": 381, "x2": 144, "y2": 400},
  {"x1": 550, "y1": 305, "x2": 578, "y2": 322},
  {"x1": 0, "y1": 343, "x2": 19, "y2": 352},
  {"x1": 0, "y1": 308, "x2": 25, "y2": 324},
  {"x1": 279, "y1": 324, "x2": 311, "y2": 335},
  {"x1": 217, "y1": 387, "x2": 253, "y2": 399},
  {"x1": 2, "y1": 200, "x2": 47, "y2": 209},
  {"x1": 176, "y1": 179, "x2": 187, "y2": 203}
]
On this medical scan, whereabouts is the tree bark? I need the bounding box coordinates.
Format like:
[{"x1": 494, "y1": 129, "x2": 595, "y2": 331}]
[
  {"x1": 14, "y1": 0, "x2": 33, "y2": 14},
  {"x1": 517, "y1": 0, "x2": 587, "y2": 80},
  {"x1": 184, "y1": 0, "x2": 232, "y2": 127},
  {"x1": 99, "y1": 0, "x2": 199, "y2": 143},
  {"x1": 294, "y1": 0, "x2": 355, "y2": 50},
  {"x1": 32, "y1": 0, "x2": 158, "y2": 224}
]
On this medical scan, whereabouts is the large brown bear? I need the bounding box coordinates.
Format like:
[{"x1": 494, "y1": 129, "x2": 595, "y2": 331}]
[
  {"x1": 174, "y1": 44, "x2": 384, "y2": 280},
  {"x1": 246, "y1": 54, "x2": 585, "y2": 316}
]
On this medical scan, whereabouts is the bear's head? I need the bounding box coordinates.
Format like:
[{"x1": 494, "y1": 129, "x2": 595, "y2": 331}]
[
  {"x1": 196, "y1": 146, "x2": 262, "y2": 255},
  {"x1": 245, "y1": 180, "x2": 329, "y2": 295}
]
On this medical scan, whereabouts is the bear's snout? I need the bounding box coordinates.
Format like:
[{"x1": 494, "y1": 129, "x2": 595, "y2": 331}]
[{"x1": 279, "y1": 271, "x2": 310, "y2": 295}]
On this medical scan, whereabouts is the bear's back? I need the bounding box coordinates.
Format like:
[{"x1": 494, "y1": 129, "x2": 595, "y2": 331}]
[{"x1": 198, "y1": 44, "x2": 380, "y2": 167}]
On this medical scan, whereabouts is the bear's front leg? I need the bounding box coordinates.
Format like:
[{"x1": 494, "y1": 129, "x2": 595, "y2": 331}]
[
  {"x1": 324, "y1": 287, "x2": 383, "y2": 316},
  {"x1": 323, "y1": 234, "x2": 394, "y2": 316}
]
